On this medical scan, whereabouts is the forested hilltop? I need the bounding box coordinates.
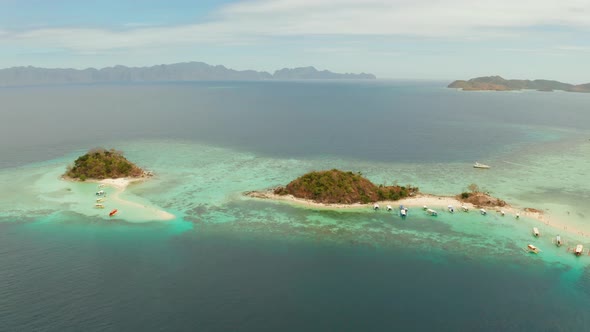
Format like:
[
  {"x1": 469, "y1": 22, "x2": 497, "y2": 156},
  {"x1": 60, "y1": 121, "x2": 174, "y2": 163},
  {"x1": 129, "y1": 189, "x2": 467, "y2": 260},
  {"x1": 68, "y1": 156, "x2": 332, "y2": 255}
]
[
  {"x1": 64, "y1": 148, "x2": 145, "y2": 181},
  {"x1": 274, "y1": 169, "x2": 418, "y2": 204}
]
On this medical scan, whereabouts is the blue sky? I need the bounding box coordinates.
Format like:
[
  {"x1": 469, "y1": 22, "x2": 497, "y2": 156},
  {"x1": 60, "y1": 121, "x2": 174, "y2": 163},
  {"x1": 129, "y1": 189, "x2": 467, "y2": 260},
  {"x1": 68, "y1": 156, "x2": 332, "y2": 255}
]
[{"x1": 1, "y1": 0, "x2": 589, "y2": 82}]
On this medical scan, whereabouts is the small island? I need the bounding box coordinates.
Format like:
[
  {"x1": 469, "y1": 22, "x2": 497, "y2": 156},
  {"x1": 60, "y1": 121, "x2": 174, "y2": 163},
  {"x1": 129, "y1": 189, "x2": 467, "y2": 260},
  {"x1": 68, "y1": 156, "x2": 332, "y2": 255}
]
[
  {"x1": 272, "y1": 169, "x2": 418, "y2": 204},
  {"x1": 62, "y1": 148, "x2": 174, "y2": 221},
  {"x1": 448, "y1": 76, "x2": 590, "y2": 93},
  {"x1": 64, "y1": 148, "x2": 148, "y2": 181},
  {"x1": 246, "y1": 169, "x2": 546, "y2": 220}
]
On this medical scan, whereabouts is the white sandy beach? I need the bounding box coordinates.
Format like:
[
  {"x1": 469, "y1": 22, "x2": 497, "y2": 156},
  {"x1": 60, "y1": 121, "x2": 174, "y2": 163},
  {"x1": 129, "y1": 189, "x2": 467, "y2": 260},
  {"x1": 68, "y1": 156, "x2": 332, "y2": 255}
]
[
  {"x1": 80, "y1": 177, "x2": 175, "y2": 221},
  {"x1": 247, "y1": 191, "x2": 590, "y2": 238}
]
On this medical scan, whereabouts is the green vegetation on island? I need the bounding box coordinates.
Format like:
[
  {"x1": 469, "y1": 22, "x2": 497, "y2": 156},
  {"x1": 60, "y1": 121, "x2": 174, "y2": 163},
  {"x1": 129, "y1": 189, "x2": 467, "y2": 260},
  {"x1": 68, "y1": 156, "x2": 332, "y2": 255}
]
[
  {"x1": 458, "y1": 183, "x2": 507, "y2": 208},
  {"x1": 274, "y1": 169, "x2": 419, "y2": 204},
  {"x1": 64, "y1": 148, "x2": 145, "y2": 181},
  {"x1": 448, "y1": 76, "x2": 590, "y2": 93}
]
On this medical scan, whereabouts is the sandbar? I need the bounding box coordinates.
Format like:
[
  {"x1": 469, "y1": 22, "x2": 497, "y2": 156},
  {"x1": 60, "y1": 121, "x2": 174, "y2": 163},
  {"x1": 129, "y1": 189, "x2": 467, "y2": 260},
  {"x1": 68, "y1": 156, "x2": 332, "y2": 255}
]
[{"x1": 246, "y1": 191, "x2": 590, "y2": 238}]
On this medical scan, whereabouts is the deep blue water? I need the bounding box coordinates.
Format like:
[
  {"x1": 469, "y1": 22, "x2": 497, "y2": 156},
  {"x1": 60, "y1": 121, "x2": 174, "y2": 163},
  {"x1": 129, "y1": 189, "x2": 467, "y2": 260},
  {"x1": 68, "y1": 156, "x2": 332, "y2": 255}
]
[
  {"x1": 1, "y1": 220, "x2": 589, "y2": 331},
  {"x1": 1, "y1": 81, "x2": 590, "y2": 331},
  {"x1": 2, "y1": 80, "x2": 589, "y2": 168}
]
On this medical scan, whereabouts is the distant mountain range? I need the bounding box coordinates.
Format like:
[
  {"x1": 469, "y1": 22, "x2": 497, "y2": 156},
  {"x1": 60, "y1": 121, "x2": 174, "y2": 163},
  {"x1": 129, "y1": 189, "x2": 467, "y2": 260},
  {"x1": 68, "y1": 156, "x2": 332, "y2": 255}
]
[
  {"x1": 0, "y1": 62, "x2": 376, "y2": 87},
  {"x1": 448, "y1": 76, "x2": 590, "y2": 93}
]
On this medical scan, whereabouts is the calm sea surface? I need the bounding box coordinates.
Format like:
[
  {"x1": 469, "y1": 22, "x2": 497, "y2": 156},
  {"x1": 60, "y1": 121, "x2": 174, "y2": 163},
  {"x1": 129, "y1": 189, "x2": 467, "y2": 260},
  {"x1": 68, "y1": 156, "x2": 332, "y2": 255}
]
[{"x1": 1, "y1": 81, "x2": 590, "y2": 331}]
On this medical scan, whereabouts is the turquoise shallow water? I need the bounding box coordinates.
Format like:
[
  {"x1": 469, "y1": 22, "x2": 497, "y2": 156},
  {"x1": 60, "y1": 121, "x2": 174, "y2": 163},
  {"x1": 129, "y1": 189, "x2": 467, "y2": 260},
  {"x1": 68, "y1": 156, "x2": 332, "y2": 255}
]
[{"x1": 1, "y1": 81, "x2": 590, "y2": 330}]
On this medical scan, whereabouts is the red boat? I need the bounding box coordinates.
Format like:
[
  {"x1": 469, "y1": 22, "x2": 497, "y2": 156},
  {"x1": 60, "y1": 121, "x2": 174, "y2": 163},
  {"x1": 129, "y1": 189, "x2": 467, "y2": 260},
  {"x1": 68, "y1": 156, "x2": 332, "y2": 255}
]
[{"x1": 109, "y1": 209, "x2": 118, "y2": 217}]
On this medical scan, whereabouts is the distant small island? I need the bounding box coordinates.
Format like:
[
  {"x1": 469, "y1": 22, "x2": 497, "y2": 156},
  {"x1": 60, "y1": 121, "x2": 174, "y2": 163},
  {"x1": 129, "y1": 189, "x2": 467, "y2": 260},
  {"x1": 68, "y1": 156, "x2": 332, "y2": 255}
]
[
  {"x1": 64, "y1": 148, "x2": 147, "y2": 181},
  {"x1": 448, "y1": 76, "x2": 590, "y2": 93}
]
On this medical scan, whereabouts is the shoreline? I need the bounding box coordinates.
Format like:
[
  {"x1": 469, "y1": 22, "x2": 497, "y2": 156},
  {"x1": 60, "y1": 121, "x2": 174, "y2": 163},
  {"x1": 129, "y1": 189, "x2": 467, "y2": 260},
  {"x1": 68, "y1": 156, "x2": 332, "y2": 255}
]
[
  {"x1": 63, "y1": 176, "x2": 175, "y2": 221},
  {"x1": 246, "y1": 190, "x2": 590, "y2": 239}
]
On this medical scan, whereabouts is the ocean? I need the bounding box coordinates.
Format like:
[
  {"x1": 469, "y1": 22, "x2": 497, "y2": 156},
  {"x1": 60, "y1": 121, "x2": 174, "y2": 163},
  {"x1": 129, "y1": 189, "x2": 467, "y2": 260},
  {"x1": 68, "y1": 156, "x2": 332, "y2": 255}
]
[{"x1": 1, "y1": 80, "x2": 590, "y2": 331}]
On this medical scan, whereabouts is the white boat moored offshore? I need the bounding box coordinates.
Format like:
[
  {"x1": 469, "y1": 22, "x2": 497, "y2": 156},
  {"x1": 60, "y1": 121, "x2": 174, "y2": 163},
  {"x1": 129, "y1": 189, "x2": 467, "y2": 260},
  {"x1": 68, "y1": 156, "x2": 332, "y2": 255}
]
[
  {"x1": 448, "y1": 205, "x2": 454, "y2": 213},
  {"x1": 556, "y1": 235, "x2": 562, "y2": 247},
  {"x1": 373, "y1": 203, "x2": 380, "y2": 210},
  {"x1": 533, "y1": 227, "x2": 540, "y2": 237},
  {"x1": 386, "y1": 205, "x2": 393, "y2": 211},
  {"x1": 427, "y1": 208, "x2": 438, "y2": 216},
  {"x1": 516, "y1": 212, "x2": 520, "y2": 219},
  {"x1": 527, "y1": 244, "x2": 539, "y2": 254},
  {"x1": 423, "y1": 205, "x2": 428, "y2": 211},
  {"x1": 575, "y1": 244, "x2": 584, "y2": 256},
  {"x1": 400, "y1": 209, "x2": 407, "y2": 217},
  {"x1": 96, "y1": 190, "x2": 105, "y2": 196},
  {"x1": 480, "y1": 208, "x2": 487, "y2": 215},
  {"x1": 473, "y1": 162, "x2": 491, "y2": 169},
  {"x1": 461, "y1": 205, "x2": 469, "y2": 212},
  {"x1": 500, "y1": 210, "x2": 505, "y2": 216}
]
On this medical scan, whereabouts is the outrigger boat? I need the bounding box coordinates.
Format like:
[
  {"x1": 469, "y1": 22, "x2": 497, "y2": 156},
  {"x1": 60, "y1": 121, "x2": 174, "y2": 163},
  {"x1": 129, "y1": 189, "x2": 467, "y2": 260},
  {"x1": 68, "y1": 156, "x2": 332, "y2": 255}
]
[
  {"x1": 480, "y1": 208, "x2": 487, "y2": 215},
  {"x1": 473, "y1": 162, "x2": 490, "y2": 169},
  {"x1": 109, "y1": 209, "x2": 118, "y2": 217},
  {"x1": 527, "y1": 244, "x2": 540, "y2": 254},
  {"x1": 575, "y1": 244, "x2": 584, "y2": 256},
  {"x1": 96, "y1": 197, "x2": 106, "y2": 203},
  {"x1": 94, "y1": 203, "x2": 105, "y2": 209},
  {"x1": 426, "y1": 208, "x2": 438, "y2": 216},
  {"x1": 533, "y1": 227, "x2": 540, "y2": 237},
  {"x1": 400, "y1": 205, "x2": 408, "y2": 217}
]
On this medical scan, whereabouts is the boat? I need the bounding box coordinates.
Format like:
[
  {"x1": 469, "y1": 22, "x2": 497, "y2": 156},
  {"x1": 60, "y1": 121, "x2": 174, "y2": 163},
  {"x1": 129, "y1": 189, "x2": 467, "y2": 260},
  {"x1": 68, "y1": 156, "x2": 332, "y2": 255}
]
[
  {"x1": 515, "y1": 212, "x2": 520, "y2": 219},
  {"x1": 96, "y1": 197, "x2": 105, "y2": 203},
  {"x1": 555, "y1": 235, "x2": 562, "y2": 247},
  {"x1": 448, "y1": 205, "x2": 454, "y2": 213},
  {"x1": 575, "y1": 244, "x2": 584, "y2": 256},
  {"x1": 373, "y1": 203, "x2": 380, "y2": 210},
  {"x1": 480, "y1": 208, "x2": 487, "y2": 215},
  {"x1": 473, "y1": 162, "x2": 490, "y2": 169},
  {"x1": 96, "y1": 190, "x2": 105, "y2": 196},
  {"x1": 400, "y1": 209, "x2": 407, "y2": 217},
  {"x1": 98, "y1": 184, "x2": 105, "y2": 188},
  {"x1": 94, "y1": 203, "x2": 104, "y2": 209},
  {"x1": 533, "y1": 227, "x2": 540, "y2": 237},
  {"x1": 461, "y1": 205, "x2": 469, "y2": 212},
  {"x1": 386, "y1": 205, "x2": 393, "y2": 211},
  {"x1": 423, "y1": 205, "x2": 428, "y2": 211},
  {"x1": 109, "y1": 209, "x2": 118, "y2": 217},
  {"x1": 527, "y1": 244, "x2": 539, "y2": 254},
  {"x1": 426, "y1": 208, "x2": 438, "y2": 216},
  {"x1": 500, "y1": 210, "x2": 505, "y2": 216}
]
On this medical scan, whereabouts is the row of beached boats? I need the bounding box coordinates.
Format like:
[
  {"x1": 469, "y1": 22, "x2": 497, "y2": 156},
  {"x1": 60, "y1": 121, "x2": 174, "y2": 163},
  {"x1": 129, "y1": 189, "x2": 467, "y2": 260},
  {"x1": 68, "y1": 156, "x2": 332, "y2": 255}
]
[
  {"x1": 527, "y1": 228, "x2": 585, "y2": 256},
  {"x1": 470, "y1": 162, "x2": 585, "y2": 256},
  {"x1": 94, "y1": 184, "x2": 118, "y2": 217},
  {"x1": 372, "y1": 203, "x2": 586, "y2": 257},
  {"x1": 373, "y1": 203, "x2": 512, "y2": 218}
]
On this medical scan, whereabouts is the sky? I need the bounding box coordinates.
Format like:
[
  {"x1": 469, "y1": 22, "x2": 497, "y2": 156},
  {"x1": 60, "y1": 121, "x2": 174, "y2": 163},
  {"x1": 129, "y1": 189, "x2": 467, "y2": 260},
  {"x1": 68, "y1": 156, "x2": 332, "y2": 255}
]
[{"x1": 0, "y1": 0, "x2": 589, "y2": 82}]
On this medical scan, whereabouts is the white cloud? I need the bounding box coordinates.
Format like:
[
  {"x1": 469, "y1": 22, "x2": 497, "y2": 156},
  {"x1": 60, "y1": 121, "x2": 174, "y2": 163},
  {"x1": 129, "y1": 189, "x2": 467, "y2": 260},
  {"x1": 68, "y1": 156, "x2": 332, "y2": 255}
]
[{"x1": 1, "y1": 0, "x2": 589, "y2": 52}]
